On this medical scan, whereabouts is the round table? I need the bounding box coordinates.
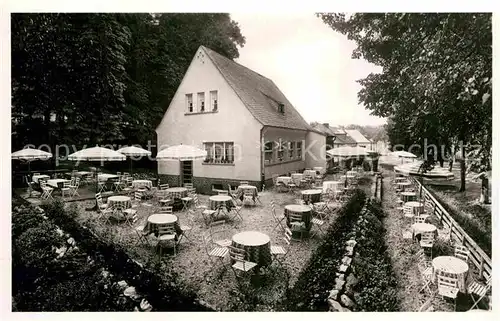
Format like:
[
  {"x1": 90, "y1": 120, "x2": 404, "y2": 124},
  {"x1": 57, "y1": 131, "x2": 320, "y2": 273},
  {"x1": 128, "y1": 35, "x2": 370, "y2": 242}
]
[
  {"x1": 405, "y1": 201, "x2": 424, "y2": 215},
  {"x1": 107, "y1": 195, "x2": 131, "y2": 209},
  {"x1": 323, "y1": 181, "x2": 341, "y2": 193},
  {"x1": 432, "y1": 256, "x2": 469, "y2": 292},
  {"x1": 303, "y1": 170, "x2": 316, "y2": 178},
  {"x1": 397, "y1": 181, "x2": 412, "y2": 191},
  {"x1": 401, "y1": 191, "x2": 417, "y2": 203},
  {"x1": 132, "y1": 179, "x2": 152, "y2": 189},
  {"x1": 394, "y1": 177, "x2": 408, "y2": 183},
  {"x1": 411, "y1": 223, "x2": 437, "y2": 238},
  {"x1": 146, "y1": 213, "x2": 181, "y2": 238},
  {"x1": 276, "y1": 176, "x2": 292, "y2": 185},
  {"x1": 165, "y1": 187, "x2": 188, "y2": 210},
  {"x1": 232, "y1": 231, "x2": 272, "y2": 268},
  {"x1": 209, "y1": 195, "x2": 233, "y2": 211},
  {"x1": 236, "y1": 185, "x2": 258, "y2": 201},
  {"x1": 301, "y1": 189, "x2": 322, "y2": 204},
  {"x1": 284, "y1": 204, "x2": 313, "y2": 233}
]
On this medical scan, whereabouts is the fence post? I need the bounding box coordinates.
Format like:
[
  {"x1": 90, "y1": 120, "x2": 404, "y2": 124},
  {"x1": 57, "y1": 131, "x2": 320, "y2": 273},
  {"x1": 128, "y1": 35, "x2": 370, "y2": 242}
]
[
  {"x1": 449, "y1": 223, "x2": 453, "y2": 242},
  {"x1": 479, "y1": 257, "x2": 485, "y2": 281}
]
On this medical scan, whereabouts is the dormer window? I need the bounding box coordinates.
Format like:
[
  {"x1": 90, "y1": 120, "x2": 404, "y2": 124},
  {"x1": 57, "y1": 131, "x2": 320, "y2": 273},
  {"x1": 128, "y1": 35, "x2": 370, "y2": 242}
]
[{"x1": 278, "y1": 103, "x2": 285, "y2": 113}]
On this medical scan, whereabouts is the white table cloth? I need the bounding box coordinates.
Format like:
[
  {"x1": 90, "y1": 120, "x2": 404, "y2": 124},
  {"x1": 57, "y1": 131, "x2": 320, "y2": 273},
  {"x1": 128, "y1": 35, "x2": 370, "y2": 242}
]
[
  {"x1": 232, "y1": 231, "x2": 271, "y2": 267},
  {"x1": 107, "y1": 195, "x2": 131, "y2": 209},
  {"x1": 303, "y1": 170, "x2": 316, "y2": 178},
  {"x1": 132, "y1": 179, "x2": 153, "y2": 189},
  {"x1": 32, "y1": 174, "x2": 50, "y2": 183},
  {"x1": 47, "y1": 179, "x2": 70, "y2": 188},
  {"x1": 276, "y1": 176, "x2": 292, "y2": 185},
  {"x1": 98, "y1": 174, "x2": 119, "y2": 181},
  {"x1": 323, "y1": 181, "x2": 342, "y2": 193},
  {"x1": 405, "y1": 201, "x2": 424, "y2": 215},
  {"x1": 432, "y1": 256, "x2": 469, "y2": 292}
]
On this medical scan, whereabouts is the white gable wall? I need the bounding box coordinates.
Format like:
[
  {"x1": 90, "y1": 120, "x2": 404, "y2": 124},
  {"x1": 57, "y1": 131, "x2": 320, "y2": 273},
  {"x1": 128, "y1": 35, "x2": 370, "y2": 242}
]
[{"x1": 156, "y1": 47, "x2": 262, "y2": 181}]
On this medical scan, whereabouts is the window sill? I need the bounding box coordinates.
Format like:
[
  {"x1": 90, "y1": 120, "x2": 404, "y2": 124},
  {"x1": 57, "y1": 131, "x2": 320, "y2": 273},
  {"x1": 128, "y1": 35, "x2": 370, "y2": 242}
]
[
  {"x1": 202, "y1": 162, "x2": 235, "y2": 166},
  {"x1": 185, "y1": 110, "x2": 218, "y2": 116},
  {"x1": 265, "y1": 159, "x2": 303, "y2": 167}
]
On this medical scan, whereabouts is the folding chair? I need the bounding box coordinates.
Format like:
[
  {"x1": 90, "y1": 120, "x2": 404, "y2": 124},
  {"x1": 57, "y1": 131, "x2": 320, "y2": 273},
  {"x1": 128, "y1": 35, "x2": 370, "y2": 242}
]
[
  {"x1": 95, "y1": 193, "x2": 109, "y2": 211},
  {"x1": 181, "y1": 192, "x2": 194, "y2": 211},
  {"x1": 132, "y1": 191, "x2": 143, "y2": 208},
  {"x1": 159, "y1": 183, "x2": 170, "y2": 190},
  {"x1": 97, "y1": 180, "x2": 106, "y2": 193},
  {"x1": 468, "y1": 276, "x2": 492, "y2": 310},
  {"x1": 286, "y1": 181, "x2": 298, "y2": 194},
  {"x1": 128, "y1": 213, "x2": 151, "y2": 246},
  {"x1": 437, "y1": 271, "x2": 459, "y2": 311},
  {"x1": 270, "y1": 228, "x2": 292, "y2": 267},
  {"x1": 289, "y1": 212, "x2": 306, "y2": 240},
  {"x1": 228, "y1": 246, "x2": 257, "y2": 283},
  {"x1": 122, "y1": 177, "x2": 134, "y2": 195},
  {"x1": 228, "y1": 198, "x2": 243, "y2": 222},
  {"x1": 420, "y1": 231, "x2": 435, "y2": 257},
  {"x1": 184, "y1": 183, "x2": 194, "y2": 189},
  {"x1": 417, "y1": 250, "x2": 433, "y2": 294},
  {"x1": 192, "y1": 194, "x2": 207, "y2": 211},
  {"x1": 242, "y1": 189, "x2": 255, "y2": 206},
  {"x1": 203, "y1": 234, "x2": 228, "y2": 274},
  {"x1": 403, "y1": 204, "x2": 414, "y2": 220},
  {"x1": 40, "y1": 181, "x2": 54, "y2": 200},
  {"x1": 228, "y1": 184, "x2": 238, "y2": 199},
  {"x1": 158, "y1": 206, "x2": 173, "y2": 214},
  {"x1": 209, "y1": 220, "x2": 232, "y2": 247},
  {"x1": 177, "y1": 212, "x2": 194, "y2": 245},
  {"x1": 69, "y1": 177, "x2": 81, "y2": 197},
  {"x1": 271, "y1": 201, "x2": 286, "y2": 233},
  {"x1": 401, "y1": 229, "x2": 414, "y2": 255},
  {"x1": 413, "y1": 216, "x2": 426, "y2": 224},
  {"x1": 454, "y1": 245, "x2": 470, "y2": 263},
  {"x1": 311, "y1": 209, "x2": 326, "y2": 238},
  {"x1": 217, "y1": 190, "x2": 229, "y2": 196},
  {"x1": 61, "y1": 180, "x2": 72, "y2": 199},
  {"x1": 156, "y1": 224, "x2": 177, "y2": 257}
]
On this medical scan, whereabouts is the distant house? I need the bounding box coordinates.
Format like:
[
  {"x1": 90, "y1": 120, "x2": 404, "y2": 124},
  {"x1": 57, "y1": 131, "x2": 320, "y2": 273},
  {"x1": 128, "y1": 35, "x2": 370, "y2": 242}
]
[
  {"x1": 344, "y1": 129, "x2": 373, "y2": 150},
  {"x1": 156, "y1": 45, "x2": 327, "y2": 193}
]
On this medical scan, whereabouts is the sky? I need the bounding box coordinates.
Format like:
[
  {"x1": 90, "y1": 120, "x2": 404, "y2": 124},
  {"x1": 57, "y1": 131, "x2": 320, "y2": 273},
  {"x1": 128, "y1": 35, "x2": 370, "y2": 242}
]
[{"x1": 230, "y1": 12, "x2": 387, "y2": 127}]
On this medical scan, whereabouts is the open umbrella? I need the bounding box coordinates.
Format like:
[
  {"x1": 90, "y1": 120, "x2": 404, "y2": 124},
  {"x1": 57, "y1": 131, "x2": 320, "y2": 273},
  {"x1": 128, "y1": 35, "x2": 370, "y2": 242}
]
[
  {"x1": 326, "y1": 146, "x2": 373, "y2": 157},
  {"x1": 117, "y1": 146, "x2": 152, "y2": 174},
  {"x1": 12, "y1": 147, "x2": 53, "y2": 196},
  {"x1": 394, "y1": 161, "x2": 454, "y2": 180},
  {"x1": 68, "y1": 146, "x2": 126, "y2": 210},
  {"x1": 156, "y1": 144, "x2": 207, "y2": 186},
  {"x1": 389, "y1": 150, "x2": 418, "y2": 164}
]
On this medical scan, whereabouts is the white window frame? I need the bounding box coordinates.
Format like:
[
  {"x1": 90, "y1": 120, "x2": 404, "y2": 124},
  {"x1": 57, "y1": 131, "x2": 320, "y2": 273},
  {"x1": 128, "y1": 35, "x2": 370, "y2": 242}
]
[
  {"x1": 186, "y1": 93, "x2": 193, "y2": 113},
  {"x1": 264, "y1": 141, "x2": 273, "y2": 164},
  {"x1": 203, "y1": 142, "x2": 234, "y2": 164},
  {"x1": 277, "y1": 139, "x2": 284, "y2": 162},
  {"x1": 210, "y1": 90, "x2": 218, "y2": 111},
  {"x1": 288, "y1": 141, "x2": 295, "y2": 159},
  {"x1": 197, "y1": 92, "x2": 205, "y2": 112},
  {"x1": 296, "y1": 141, "x2": 302, "y2": 160}
]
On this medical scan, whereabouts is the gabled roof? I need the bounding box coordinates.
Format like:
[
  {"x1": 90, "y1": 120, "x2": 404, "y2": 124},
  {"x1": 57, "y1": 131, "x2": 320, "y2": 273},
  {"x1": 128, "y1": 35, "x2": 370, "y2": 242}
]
[
  {"x1": 202, "y1": 46, "x2": 310, "y2": 131},
  {"x1": 345, "y1": 129, "x2": 371, "y2": 144},
  {"x1": 311, "y1": 123, "x2": 335, "y2": 136},
  {"x1": 334, "y1": 134, "x2": 357, "y2": 145}
]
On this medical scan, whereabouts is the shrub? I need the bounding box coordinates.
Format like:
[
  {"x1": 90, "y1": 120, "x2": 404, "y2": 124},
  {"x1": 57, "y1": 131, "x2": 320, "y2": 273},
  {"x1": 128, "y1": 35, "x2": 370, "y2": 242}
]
[{"x1": 283, "y1": 190, "x2": 366, "y2": 311}]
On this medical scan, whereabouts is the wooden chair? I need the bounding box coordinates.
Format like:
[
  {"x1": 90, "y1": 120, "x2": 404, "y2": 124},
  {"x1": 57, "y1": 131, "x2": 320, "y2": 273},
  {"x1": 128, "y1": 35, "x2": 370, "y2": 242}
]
[
  {"x1": 401, "y1": 229, "x2": 414, "y2": 255},
  {"x1": 127, "y1": 212, "x2": 150, "y2": 246},
  {"x1": 311, "y1": 215, "x2": 326, "y2": 238},
  {"x1": 192, "y1": 194, "x2": 208, "y2": 211},
  {"x1": 271, "y1": 201, "x2": 286, "y2": 233},
  {"x1": 217, "y1": 190, "x2": 229, "y2": 196},
  {"x1": 132, "y1": 191, "x2": 143, "y2": 208},
  {"x1": 436, "y1": 271, "x2": 459, "y2": 310},
  {"x1": 158, "y1": 206, "x2": 173, "y2": 214},
  {"x1": 413, "y1": 216, "x2": 426, "y2": 224},
  {"x1": 159, "y1": 183, "x2": 170, "y2": 190},
  {"x1": 61, "y1": 180, "x2": 71, "y2": 199},
  {"x1": 420, "y1": 231, "x2": 435, "y2": 257},
  {"x1": 158, "y1": 191, "x2": 173, "y2": 208},
  {"x1": 403, "y1": 204, "x2": 414, "y2": 219},
  {"x1": 156, "y1": 224, "x2": 177, "y2": 257},
  {"x1": 69, "y1": 177, "x2": 81, "y2": 197},
  {"x1": 468, "y1": 276, "x2": 492, "y2": 310},
  {"x1": 95, "y1": 193, "x2": 108, "y2": 211},
  {"x1": 228, "y1": 198, "x2": 243, "y2": 222},
  {"x1": 454, "y1": 245, "x2": 470, "y2": 263},
  {"x1": 242, "y1": 189, "x2": 255, "y2": 206},
  {"x1": 203, "y1": 234, "x2": 228, "y2": 273},
  {"x1": 181, "y1": 192, "x2": 194, "y2": 211},
  {"x1": 228, "y1": 246, "x2": 257, "y2": 281},
  {"x1": 177, "y1": 212, "x2": 194, "y2": 245},
  {"x1": 184, "y1": 183, "x2": 194, "y2": 189},
  {"x1": 417, "y1": 249, "x2": 433, "y2": 294},
  {"x1": 40, "y1": 181, "x2": 54, "y2": 200},
  {"x1": 209, "y1": 220, "x2": 231, "y2": 247},
  {"x1": 289, "y1": 212, "x2": 306, "y2": 240},
  {"x1": 227, "y1": 184, "x2": 238, "y2": 199},
  {"x1": 270, "y1": 228, "x2": 292, "y2": 267},
  {"x1": 122, "y1": 177, "x2": 134, "y2": 195}
]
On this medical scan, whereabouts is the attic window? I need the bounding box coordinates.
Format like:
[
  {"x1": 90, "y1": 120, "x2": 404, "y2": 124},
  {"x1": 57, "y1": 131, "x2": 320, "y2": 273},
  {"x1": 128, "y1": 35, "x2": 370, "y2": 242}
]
[{"x1": 278, "y1": 103, "x2": 285, "y2": 114}]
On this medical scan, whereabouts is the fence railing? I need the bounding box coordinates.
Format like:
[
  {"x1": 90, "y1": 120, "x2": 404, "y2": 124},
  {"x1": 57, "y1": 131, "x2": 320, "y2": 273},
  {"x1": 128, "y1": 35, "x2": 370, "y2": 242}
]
[{"x1": 410, "y1": 177, "x2": 492, "y2": 280}]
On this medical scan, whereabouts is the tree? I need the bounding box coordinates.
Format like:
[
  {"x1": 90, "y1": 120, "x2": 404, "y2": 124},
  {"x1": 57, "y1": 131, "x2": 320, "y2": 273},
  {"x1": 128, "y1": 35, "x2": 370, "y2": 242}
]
[{"x1": 318, "y1": 13, "x2": 492, "y2": 200}]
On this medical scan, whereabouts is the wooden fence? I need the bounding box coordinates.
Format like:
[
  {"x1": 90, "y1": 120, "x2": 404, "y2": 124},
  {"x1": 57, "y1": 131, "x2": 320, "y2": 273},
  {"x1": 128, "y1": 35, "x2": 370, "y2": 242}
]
[{"x1": 410, "y1": 177, "x2": 492, "y2": 280}]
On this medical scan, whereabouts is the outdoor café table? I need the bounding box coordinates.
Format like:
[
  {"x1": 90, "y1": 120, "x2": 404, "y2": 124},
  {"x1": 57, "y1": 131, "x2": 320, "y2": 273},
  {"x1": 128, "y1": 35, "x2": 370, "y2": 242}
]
[
  {"x1": 98, "y1": 173, "x2": 119, "y2": 181},
  {"x1": 394, "y1": 177, "x2": 408, "y2": 183},
  {"x1": 284, "y1": 204, "x2": 313, "y2": 234},
  {"x1": 276, "y1": 176, "x2": 292, "y2": 185},
  {"x1": 346, "y1": 170, "x2": 357, "y2": 177},
  {"x1": 231, "y1": 231, "x2": 272, "y2": 268},
  {"x1": 411, "y1": 222, "x2": 437, "y2": 239},
  {"x1": 396, "y1": 181, "x2": 412, "y2": 191},
  {"x1": 401, "y1": 191, "x2": 417, "y2": 203},
  {"x1": 236, "y1": 185, "x2": 258, "y2": 201},
  {"x1": 107, "y1": 195, "x2": 132, "y2": 210},
  {"x1": 47, "y1": 178, "x2": 70, "y2": 189},
  {"x1": 323, "y1": 181, "x2": 341, "y2": 193},
  {"x1": 432, "y1": 256, "x2": 469, "y2": 292},
  {"x1": 165, "y1": 187, "x2": 188, "y2": 211},
  {"x1": 405, "y1": 201, "x2": 424, "y2": 215},
  {"x1": 301, "y1": 189, "x2": 322, "y2": 204},
  {"x1": 132, "y1": 179, "x2": 153, "y2": 189},
  {"x1": 146, "y1": 214, "x2": 182, "y2": 239},
  {"x1": 32, "y1": 174, "x2": 50, "y2": 183},
  {"x1": 209, "y1": 195, "x2": 233, "y2": 213}
]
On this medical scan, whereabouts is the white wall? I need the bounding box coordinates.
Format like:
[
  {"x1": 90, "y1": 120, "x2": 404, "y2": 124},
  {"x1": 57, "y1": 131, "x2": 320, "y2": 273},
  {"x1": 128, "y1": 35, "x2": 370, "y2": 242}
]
[
  {"x1": 305, "y1": 131, "x2": 327, "y2": 169},
  {"x1": 156, "y1": 47, "x2": 262, "y2": 181},
  {"x1": 263, "y1": 127, "x2": 307, "y2": 179}
]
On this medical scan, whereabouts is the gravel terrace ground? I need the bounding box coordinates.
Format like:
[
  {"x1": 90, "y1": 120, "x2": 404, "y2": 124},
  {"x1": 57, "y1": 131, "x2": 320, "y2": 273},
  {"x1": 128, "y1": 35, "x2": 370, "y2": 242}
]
[
  {"x1": 380, "y1": 168, "x2": 484, "y2": 311},
  {"x1": 48, "y1": 173, "x2": 359, "y2": 311}
]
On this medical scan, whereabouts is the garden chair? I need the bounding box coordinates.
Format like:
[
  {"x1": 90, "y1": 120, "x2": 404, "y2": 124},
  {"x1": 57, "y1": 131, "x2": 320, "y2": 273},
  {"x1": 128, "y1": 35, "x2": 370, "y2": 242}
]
[
  {"x1": 436, "y1": 271, "x2": 459, "y2": 311},
  {"x1": 417, "y1": 250, "x2": 433, "y2": 294},
  {"x1": 24, "y1": 175, "x2": 37, "y2": 198},
  {"x1": 228, "y1": 198, "x2": 243, "y2": 222},
  {"x1": 184, "y1": 183, "x2": 193, "y2": 189},
  {"x1": 419, "y1": 231, "x2": 435, "y2": 258},
  {"x1": 122, "y1": 177, "x2": 134, "y2": 195},
  {"x1": 454, "y1": 245, "x2": 470, "y2": 263},
  {"x1": 158, "y1": 191, "x2": 173, "y2": 208},
  {"x1": 203, "y1": 234, "x2": 228, "y2": 274},
  {"x1": 240, "y1": 181, "x2": 249, "y2": 185},
  {"x1": 437, "y1": 225, "x2": 452, "y2": 241},
  {"x1": 61, "y1": 180, "x2": 72, "y2": 199},
  {"x1": 311, "y1": 214, "x2": 326, "y2": 238},
  {"x1": 413, "y1": 216, "x2": 426, "y2": 224},
  {"x1": 270, "y1": 228, "x2": 292, "y2": 267},
  {"x1": 158, "y1": 206, "x2": 173, "y2": 215},
  {"x1": 69, "y1": 177, "x2": 81, "y2": 197},
  {"x1": 468, "y1": 276, "x2": 492, "y2": 310},
  {"x1": 202, "y1": 208, "x2": 217, "y2": 225},
  {"x1": 113, "y1": 178, "x2": 124, "y2": 192},
  {"x1": 289, "y1": 212, "x2": 306, "y2": 240},
  {"x1": 177, "y1": 212, "x2": 194, "y2": 245},
  {"x1": 209, "y1": 220, "x2": 232, "y2": 247},
  {"x1": 294, "y1": 198, "x2": 305, "y2": 205},
  {"x1": 228, "y1": 246, "x2": 257, "y2": 282},
  {"x1": 403, "y1": 204, "x2": 414, "y2": 220},
  {"x1": 417, "y1": 298, "x2": 435, "y2": 312},
  {"x1": 181, "y1": 191, "x2": 194, "y2": 211},
  {"x1": 159, "y1": 183, "x2": 169, "y2": 190},
  {"x1": 242, "y1": 189, "x2": 255, "y2": 206},
  {"x1": 126, "y1": 211, "x2": 149, "y2": 246},
  {"x1": 96, "y1": 203, "x2": 114, "y2": 224},
  {"x1": 271, "y1": 201, "x2": 286, "y2": 233},
  {"x1": 285, "y1": 180, "x2": 298, "y2": 194},
  {"x1": 132, "y1": 191, "x2": 143, "y2": 208},
  {"x1": 217, "y1": 190, "x2": 229, "y2": 196},
  {"x1": 227, "y1": 184, "x2": 238, "y2": 199},
  {"x1": 192, "y1": 194, "x2": 207, "y2": 211},
  {"x1": 40, "y1": 181, "x2": 54, "y2": 200},
  {"x1": 275, "y1": 181, "x2": 286, "y2": 193},
  {"x1": 95, "y1": 193, "x2": 109, "y2": 211},
  {"x1": 401, "y1": 229, "x2": 414, "y2": 255},
  {"x1": 156, "y1": 224, "x2": 177, "y2": 257}
]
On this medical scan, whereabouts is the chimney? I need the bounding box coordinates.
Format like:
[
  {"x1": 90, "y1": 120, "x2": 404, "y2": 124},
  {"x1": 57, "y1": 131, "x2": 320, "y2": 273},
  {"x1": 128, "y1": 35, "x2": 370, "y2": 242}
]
[{"x1": 322, "y1": 123, "x2": 329, "y2": 128}]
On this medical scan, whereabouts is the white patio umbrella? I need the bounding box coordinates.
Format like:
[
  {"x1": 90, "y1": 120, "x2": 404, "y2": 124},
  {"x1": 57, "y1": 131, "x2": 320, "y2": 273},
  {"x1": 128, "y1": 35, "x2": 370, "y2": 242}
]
[
  {"x1": 326, "y1": 146, "x2": 375, "y2": 157},
  {"x1": 156, "y1": 144, "x2": 207, "y2": 161},
  {"x1": 156, "y1": 144, "x2": 207, "y2": 186},
  {"x1": 117, "y1": 146, "x2": 152, "y2": 174},
  {"x1": 68, "y1": 146, "x2": 126, "y2": 210},
  {"x1": 389, "y1": 150, "x2": 418, "y2": 164},
  {"x1": 394, "y1": 161, "x2": 454, "y2": 180},
  {"x1": 12, "y1": 147, "x2": 53, "y2": 177}
]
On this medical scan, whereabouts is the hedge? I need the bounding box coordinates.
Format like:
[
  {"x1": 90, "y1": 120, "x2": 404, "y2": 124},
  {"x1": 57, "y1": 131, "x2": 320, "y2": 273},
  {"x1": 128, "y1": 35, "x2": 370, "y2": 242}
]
[{"x1": 283, "y1": 190, "x2": 366, "y2": 311}]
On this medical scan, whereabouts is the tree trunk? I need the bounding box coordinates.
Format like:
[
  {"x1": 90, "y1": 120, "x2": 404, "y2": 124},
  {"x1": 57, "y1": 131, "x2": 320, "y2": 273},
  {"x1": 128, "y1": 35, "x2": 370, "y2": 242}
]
[
  {"x1": 448, "y1": 159, "x2": 453, "y2": 172},
  {"x1": 481, "y1": 176, "x2": 490, "y2": 204},
  {"x1": 459, "y1": 147, "x2": 466, "y2": 192}
]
